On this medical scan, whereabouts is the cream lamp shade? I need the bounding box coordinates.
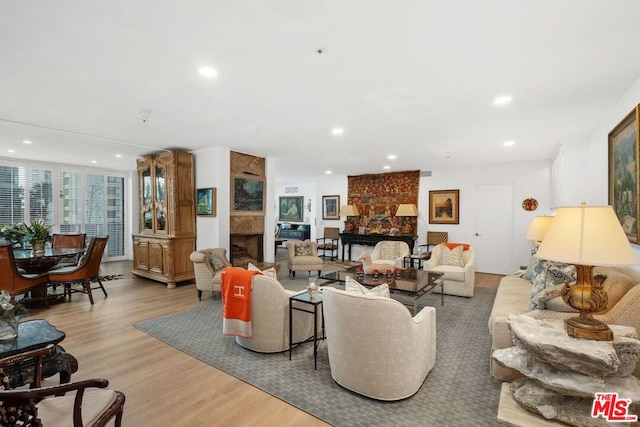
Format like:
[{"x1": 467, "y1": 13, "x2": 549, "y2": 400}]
[
  {"x1": 524, "y1": 216, "x2": 553, "y2": 242},
  {"x1": 395, "y1": 204, "x2": 418, "y2": 217},
  {"x1": 339, "y1": 205, "x2": 360, "y2": 217},
  {"x1": 536, "y1": 205, "x2": 637, "y2": 267}
]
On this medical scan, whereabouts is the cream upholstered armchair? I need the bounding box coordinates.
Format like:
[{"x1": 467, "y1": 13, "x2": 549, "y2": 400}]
[
  {"x1": 358, "y1": 241, "x2": 410, "y2": 274},
  {"x1": 425, "y1": 243, "x2": 475, "y2": 297},
  {"x1": 321, "y1": 286, "x2": 436, "y2": 400},
  {"x1": 287, "y1": 241, "x2": 323, "y2": 278},
  {"x1": 189, "y1": 248, "x2": 232, "y2": 299},
  {"x1": 235, "y1": 274, "x2": 317, "y2": 353}
]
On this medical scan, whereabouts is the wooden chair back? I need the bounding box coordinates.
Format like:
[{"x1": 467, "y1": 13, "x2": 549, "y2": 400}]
[
  {"x1": 426, "y1": 231, "x2": 448, "y2": 251},
  {"x1": 79, "y1": 237, "x2": 109, "y2": 279},
  {"x1": 52, "y1": 233, "x2": 86, "y2": 250},
  {"x1": 0, "y1": 244, "x2": 49, "y2": 297},
  {"x1": 323, "y1": 227, "x2": 340, "y2": 240}
]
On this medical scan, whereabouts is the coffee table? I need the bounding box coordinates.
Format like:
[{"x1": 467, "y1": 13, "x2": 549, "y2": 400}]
[{"x1": 320, "y1": 268, "x2": 444, "y2": 315}]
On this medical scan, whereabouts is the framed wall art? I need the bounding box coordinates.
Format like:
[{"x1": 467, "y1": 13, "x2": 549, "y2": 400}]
[
  {"x1": 322, "y1": 195, "x2": 340, "y2": 220},
  {"x1": 279, "y1": 196, "x2": 304, "y2": 222},
  {"x1": 429, "y1": 189, "x2": 460, "y2": 224},
  {"x1": 196, "y1": 187, "x2": 216, "y2": 216},
  {"x1": 609, "y1": 104, "x2": 640, "y2": 244},
  {"x1": 231, "y1": 174, "x2": 265, "y2": 215}
]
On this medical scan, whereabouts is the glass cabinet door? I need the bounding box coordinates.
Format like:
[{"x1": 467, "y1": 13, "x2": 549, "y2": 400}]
[
  {"x1": 155, "y1": 165, "x2": 167, "y2": 232},
  {"x1": 141, "y1": 167, "x2": 153, "y2": 231}
]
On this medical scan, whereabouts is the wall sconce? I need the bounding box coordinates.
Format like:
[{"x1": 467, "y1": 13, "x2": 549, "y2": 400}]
[{"x1": 306, "y1": 199, "x2": 312, "y2": 212}]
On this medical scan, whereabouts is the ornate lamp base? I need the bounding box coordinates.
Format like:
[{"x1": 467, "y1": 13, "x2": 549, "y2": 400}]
[{"x1": 562, "y1": 264, "x2": 612, "y2": 341}]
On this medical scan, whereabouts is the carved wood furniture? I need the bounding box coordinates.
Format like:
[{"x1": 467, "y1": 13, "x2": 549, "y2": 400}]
[
  {"x1": 0, "y1": 344, "x2": 125, "y2": 427},
  {"x1": 132, "y1": 151, "x2": 195, "y2": 288}
]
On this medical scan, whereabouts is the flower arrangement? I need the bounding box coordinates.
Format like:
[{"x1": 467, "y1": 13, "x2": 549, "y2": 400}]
[{"x1": 0, "y1": 219, "x2": 52, "y2": 247}]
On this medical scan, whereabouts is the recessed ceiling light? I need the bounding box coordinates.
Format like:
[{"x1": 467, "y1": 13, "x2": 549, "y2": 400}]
[
  {"x1": 7, "y1": 149, "x2": 15, "y2": 153},
  {"x1": 387, "y1": 154, "x2": 397, "y2": 160},
  {"x1": 91, "y1": 160, "x2": 97, "y2": 164},
  {"x1": 115, "y1": 154, "x2": 122, "y2": 158},
  {"x1": 325, "y1": 169, "x2": 332, "y2": 175},
  {"x1": 331, "y1": 128, "x2": 344, "y2": 136},
  {"x1": 503, "y1": 140, "x2": 515, "y2": 147},
  {"x1": 494, "y1": 95, "x2": 512, "y2": 105},
  {"x1": 22, "y1": 140, "x2": 32, "y2": 144},
  {"x1": 383, "y1": 165, "x2": 391, "y2": 170},
  {"x1": 198, "y1": 67, "x2": 218, "y2": 78}
]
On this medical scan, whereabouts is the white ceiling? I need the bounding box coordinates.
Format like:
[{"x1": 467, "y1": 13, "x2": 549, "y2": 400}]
[{"x1": 1, "y1": 1, "x2": 640, "y2": 182}]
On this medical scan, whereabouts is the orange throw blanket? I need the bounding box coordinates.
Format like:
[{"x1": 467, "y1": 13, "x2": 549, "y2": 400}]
[{"x1": 221, "y1": 267, "x2": 262, "y2": 337}]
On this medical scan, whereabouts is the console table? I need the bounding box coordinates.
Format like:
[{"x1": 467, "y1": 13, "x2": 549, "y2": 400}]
[
  {"x1": 277, "y1": 224, "x2": 310, "y2": 241},
  {"x1": 339, "y1": 233, "x2": 418, "y2": 261}
]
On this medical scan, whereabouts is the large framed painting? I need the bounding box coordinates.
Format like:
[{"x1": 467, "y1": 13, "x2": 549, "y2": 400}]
[
  {"x1": 279, "y1": 196, "x2": 304, "y2": 222},
  {"x1": 429, "y1": 189, "x2": 460, "y2": 224},
  {"x1": 609, "y1": 105, "x2": 640, "y2": 244},
  {"x1": 231, "y1": 174, "x2": 265, "y2": 216},
  {"x1": 196, "y1": 187, "x2": 216, "y2": 216},
  {"x1": 322, "y1": 195, "x2": 340, "y2": 220}
]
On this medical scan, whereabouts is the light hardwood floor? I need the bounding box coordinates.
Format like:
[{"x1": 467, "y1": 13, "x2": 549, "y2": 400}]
[
  {"x1": 31, "y1": 261, "x2": 328, "y2": 427},
  {"x1": 31, "y1": 260, "x2": 503, "y2": 426}
]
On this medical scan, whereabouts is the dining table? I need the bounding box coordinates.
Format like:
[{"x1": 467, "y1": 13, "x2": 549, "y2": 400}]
[{"x1": 13, "y1": 247, "x2": 86, "y2": 274}]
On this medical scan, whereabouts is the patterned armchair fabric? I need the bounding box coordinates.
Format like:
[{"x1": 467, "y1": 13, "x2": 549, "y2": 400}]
[
  {"x1": 189, "y1": 248, "x2": 232, "y2": 299},
  {"x1": 235, "y1": 275, "x2": 316, "y2": 353},
  {"x1": 287, "y1": 241, "x2": 323, "y2": 278},
  {"x1": 322, "y1": 287, "x2": 436, "y2": 400}
]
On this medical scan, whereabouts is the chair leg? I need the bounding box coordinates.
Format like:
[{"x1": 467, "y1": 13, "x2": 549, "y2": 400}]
[
  {"x1": 96, "y1": 277, "x2": 108, "y2": 297},
  {"x1": 84, "y1": 279, "x2": 95, "y2": 305},
  {"x1": 197, "y1": 289, "x2": 203, "y2": 300}
]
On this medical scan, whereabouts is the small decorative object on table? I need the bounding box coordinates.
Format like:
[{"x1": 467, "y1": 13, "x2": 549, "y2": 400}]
[
  {"x1": 0, "y1": 291, "x2": 22, "y2": 341},
  {"x1": 307, "y1": 277, "x2": 317, "y2": 299},
  {"x1": 372, "y1": 269, "x2": 379, "y2": 281},
  {"x1": 386, "y1": 269, "x2": 392, "y2": 280}
]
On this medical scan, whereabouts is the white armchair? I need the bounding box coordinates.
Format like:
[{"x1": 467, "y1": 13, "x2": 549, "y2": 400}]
[
  {"x1": 358, "y1": 241, "x2": 410, "y2": 274},
  {"x1": 425, "y1": 243, "x2": 475, "y2": 297},
  {"x1": 235, "y1": 275, "x2": 316, "y2": 353},
  {"x1": 189, "y1": 248, "x2": 232, "y2": 299},
  {"x1": 322, "y1": 286, "x2": 436, "y2": 400}
]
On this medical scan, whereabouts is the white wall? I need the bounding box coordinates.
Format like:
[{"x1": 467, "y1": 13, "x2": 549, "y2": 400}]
[
  {"x1": 420, "y1": 160, "x2": 551, "y2": 272},
  {"x1": 194, "y1": 146, "x2": 230, "y2": 250}
]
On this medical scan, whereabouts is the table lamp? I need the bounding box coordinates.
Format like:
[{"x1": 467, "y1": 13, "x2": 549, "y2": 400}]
[
  {"x1": 339, "y1": 205, "x2": 359, "y2": 233},
  {"x1": 536, "y1": 204, "x2": 638, "y2": 341},
  {"x1": 396, "y1": 204, "x2": 418, "y2": 235},
  {"x1": 524, "y1": 216, "x2": 553, "y2": 254}
]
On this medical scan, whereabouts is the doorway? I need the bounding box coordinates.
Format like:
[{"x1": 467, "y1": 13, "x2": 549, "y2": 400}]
[{"x1": 473, "y1": 183, "x2": 515, "y2": 274}]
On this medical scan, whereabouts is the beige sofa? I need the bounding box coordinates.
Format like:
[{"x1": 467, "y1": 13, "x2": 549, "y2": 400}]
[{"x1": 488, "y1": 266, "x2": 640, "y2": 381}]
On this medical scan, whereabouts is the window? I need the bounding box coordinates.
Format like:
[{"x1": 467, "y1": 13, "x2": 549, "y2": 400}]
[{"x1": 0, "y1": 159, "x2": 127, "y2": 260}]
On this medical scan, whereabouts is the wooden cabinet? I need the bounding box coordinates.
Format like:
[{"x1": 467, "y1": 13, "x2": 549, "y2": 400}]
[{"x1": 132, "y1": 151, "x2": 195, "y2": 288}]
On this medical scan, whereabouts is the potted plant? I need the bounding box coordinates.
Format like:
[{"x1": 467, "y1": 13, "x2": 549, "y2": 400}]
[{"x1": 25, "y1": 219, "x2": 52, "y2": 255}]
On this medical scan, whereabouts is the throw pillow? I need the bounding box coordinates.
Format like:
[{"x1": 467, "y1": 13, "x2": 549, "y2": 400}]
[
  {"x1": 529, "y1": 260, "x2": 576, "y2": 309},
  {"x1": 444, "y1": 242, "x2": 471, "y2": 251},
  {"x1": 247, "y1": 263, "x2": 277, "y2": 279},
  {"x1": 593, "y1": 266, "x2": 640, "y2": 313},
  {"x1": 440, "y1": 244, "x2": 464, "y2": 267},
  {"x1": 379, "y1": 242, "x2": 398, "y2": 260},
  {"x1": 294, "y1": 245, "x2": 313, "y2": 256},
  {"x1": 345, "y1": 276, "x2": 390, "y2": 298},
  {"x1": 208, "y1": 254, "x2": 227, "y2": 271}
]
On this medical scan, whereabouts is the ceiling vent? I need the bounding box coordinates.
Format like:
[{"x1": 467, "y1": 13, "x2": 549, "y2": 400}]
[{"x1": 420, "y1": 170, "x2": 432, "y2": 177}]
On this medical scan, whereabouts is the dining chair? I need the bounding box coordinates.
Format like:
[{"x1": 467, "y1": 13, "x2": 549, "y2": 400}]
[
  {"x1": 48, "y1": 236, "x2": 109, "y2": 304},
  {"x1": 0, "y1": 243, "x2": 50, "y2": 306},
  {"x1": 52, "y1": 233, "x2": 87, "y2": 268},
  {"x1": 0, "y1": 344, "x2": 125, "y2": 426}
]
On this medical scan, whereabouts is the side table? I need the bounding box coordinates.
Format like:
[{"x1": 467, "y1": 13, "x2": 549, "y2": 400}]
[
  {"x1": 0, "y1": 319, "x2": 78, "y2": 387},
  {"x1": 403, "y1": 253, "x2": 430, "y2": 269},
  {"x1": 289, "y1": 291, "x2": 324, "y2": 370}
]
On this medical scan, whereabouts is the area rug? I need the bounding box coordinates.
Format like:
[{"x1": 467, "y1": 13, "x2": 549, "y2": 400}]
[
  {"x1": 135, "y1": 287, "x2": 502, "y2": 426},
  {"x1": 97, "y1": 274, "x2": 124, "y2": 282}
]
